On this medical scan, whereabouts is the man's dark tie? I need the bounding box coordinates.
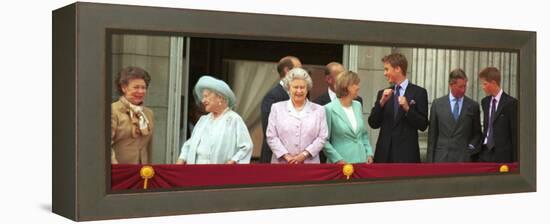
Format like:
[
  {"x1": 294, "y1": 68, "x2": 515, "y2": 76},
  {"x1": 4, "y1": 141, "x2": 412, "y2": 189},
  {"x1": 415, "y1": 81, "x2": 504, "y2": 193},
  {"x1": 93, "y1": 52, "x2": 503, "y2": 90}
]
[
  {"x1": 486, "y1": 98, "x2": 497, "y2": 150},
  {"x1": 452, "y1": 98, "x2": 460, "y2": 121},
  {"x1": 393, "y1": 85, "x2": 401, "y2": 118}
]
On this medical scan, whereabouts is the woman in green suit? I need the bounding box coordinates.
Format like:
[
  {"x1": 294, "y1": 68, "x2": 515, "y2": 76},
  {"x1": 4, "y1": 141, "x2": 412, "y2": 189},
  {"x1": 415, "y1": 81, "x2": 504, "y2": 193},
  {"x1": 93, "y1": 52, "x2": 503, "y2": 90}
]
[{"x1": 324, "y1": 71, "x2": 374, "y2": 164}]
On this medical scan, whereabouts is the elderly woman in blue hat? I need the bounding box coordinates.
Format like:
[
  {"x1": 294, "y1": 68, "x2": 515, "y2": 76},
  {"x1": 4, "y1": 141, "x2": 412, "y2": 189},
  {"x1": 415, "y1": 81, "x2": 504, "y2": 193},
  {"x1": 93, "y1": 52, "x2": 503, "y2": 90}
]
[{"x1": 176, "y1": 76, "x2": 253, "y2": 164}]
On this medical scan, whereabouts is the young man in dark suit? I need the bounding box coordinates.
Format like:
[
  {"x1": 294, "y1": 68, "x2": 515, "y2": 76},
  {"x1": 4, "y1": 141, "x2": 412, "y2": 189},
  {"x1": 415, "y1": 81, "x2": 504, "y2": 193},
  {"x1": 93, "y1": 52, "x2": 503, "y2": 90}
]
[
  {"x1": 313, "y1": 62, "x2": 362, "y2": 163},
  {"x1": 368, "y1": 53, "x2": 428, "y2": 163},
  {"x1": 427, "y1": 68, "x2": 482, "y2": 162},
  {"x1": 259, "y1": 56, "x2": 302, "y2": 163},
  {"x1": 477, "y1": 67, "x2": 517, "y2": 162}
]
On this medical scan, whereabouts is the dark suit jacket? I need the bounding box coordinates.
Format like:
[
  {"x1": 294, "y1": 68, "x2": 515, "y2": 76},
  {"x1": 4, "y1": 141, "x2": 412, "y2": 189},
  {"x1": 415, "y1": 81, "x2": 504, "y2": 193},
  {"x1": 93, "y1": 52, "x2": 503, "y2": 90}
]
[
  {"x1": 427, "y1": 95, "x2": 482, "y2": 162},
  {"x1": 313, "y1": 92, "x2": 363, "y2": 106},
  {"x1": 477, "y1": 92, "x2": 517, "y2": 162},
  {"x1": 260, "y1": 84, "x2": 289, "y2": 163},
  {"x1": 368, "y1": 83, "x2": 428, "y2": 163}
]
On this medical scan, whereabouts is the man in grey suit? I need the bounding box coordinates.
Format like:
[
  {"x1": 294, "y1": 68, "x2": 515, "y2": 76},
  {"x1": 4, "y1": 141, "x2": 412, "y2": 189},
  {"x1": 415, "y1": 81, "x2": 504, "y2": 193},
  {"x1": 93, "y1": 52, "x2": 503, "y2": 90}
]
[{"x1": 427, "y1": 68, "x2": 482, "y2": 162}]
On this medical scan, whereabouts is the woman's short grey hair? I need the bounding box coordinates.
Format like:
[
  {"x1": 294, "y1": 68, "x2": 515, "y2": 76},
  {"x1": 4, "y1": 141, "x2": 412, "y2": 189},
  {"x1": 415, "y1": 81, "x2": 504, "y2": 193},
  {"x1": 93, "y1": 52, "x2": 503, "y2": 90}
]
[{"x1": 283, "y1": 67, "x2": 313, "y2": 91}]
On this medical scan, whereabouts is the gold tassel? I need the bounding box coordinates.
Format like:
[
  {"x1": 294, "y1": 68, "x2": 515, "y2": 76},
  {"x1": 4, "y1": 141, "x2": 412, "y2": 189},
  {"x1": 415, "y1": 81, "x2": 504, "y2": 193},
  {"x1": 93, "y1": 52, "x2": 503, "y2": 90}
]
[
  {"x1": 140, "y1": 166, "x2": 155, "y2": 189},
  {"x1": 342, "y1": 164, "x2": 354, "y2": 180},
  {"x1": 499, "y1": 164, "x2": 509, "y2": 173}
]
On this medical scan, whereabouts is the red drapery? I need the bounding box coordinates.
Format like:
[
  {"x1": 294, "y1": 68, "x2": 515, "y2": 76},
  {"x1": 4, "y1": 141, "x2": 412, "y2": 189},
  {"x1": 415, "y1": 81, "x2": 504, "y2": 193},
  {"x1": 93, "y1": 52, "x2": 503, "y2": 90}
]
[{"x1": 111, "y1": 163, "x2": 518, "y2": 190}]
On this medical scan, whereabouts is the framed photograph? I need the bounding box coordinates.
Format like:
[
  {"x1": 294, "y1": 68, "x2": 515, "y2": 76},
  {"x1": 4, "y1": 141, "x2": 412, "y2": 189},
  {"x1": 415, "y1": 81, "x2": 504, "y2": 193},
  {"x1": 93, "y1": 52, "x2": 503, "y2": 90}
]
[{"x1": 52, "y1": 2, "x2": 536, "y2": 221}]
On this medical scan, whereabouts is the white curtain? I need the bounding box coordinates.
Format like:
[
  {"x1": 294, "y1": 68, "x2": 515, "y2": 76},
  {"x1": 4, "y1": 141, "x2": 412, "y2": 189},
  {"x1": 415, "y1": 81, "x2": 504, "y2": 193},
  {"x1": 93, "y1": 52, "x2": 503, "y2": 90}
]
[
  {"x1": 224, "y1": 60, "x2": 279, "y2": 158},
  {"x1": 410, "y1": 48, "x2": 518, "y2": 103}
]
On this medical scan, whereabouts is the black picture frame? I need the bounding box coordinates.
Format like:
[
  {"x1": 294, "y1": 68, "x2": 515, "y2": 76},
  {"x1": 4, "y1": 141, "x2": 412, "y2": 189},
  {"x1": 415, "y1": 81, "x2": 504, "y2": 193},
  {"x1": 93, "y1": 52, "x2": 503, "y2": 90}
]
[{"x1": 52, "y1": 2, "x2": 536, "y2": 221}]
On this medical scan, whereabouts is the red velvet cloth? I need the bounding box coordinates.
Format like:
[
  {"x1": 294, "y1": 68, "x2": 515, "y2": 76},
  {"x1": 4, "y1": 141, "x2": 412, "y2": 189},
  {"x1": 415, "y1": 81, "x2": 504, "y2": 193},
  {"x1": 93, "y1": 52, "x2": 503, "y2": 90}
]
[
  {"x1": 111, "y1": 163, "x2": 518, "y2": 190},
  {"x1": 351, "y1": 163, "x2": 517, "y2": 178}
]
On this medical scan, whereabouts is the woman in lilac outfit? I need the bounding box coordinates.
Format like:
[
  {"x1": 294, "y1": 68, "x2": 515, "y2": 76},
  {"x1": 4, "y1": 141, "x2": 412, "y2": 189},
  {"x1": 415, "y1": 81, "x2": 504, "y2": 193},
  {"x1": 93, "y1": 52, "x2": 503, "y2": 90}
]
[{"x1": 266, "y1": 68, "x2": 328, "y2": 164}]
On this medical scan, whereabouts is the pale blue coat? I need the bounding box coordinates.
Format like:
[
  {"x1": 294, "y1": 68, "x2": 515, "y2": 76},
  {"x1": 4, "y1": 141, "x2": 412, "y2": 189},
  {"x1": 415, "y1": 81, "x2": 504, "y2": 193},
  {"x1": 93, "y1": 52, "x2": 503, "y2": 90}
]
[{"x1": 178, "y1": 110, "x2": 253, "y2": 164}]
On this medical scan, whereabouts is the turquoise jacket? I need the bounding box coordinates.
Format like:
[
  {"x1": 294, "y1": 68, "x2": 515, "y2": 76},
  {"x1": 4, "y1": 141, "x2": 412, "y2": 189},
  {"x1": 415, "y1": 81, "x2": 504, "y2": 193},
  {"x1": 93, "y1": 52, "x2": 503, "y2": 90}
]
[{"x1": 324, "y1": 100, "x2": 373, "y2": 163}]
